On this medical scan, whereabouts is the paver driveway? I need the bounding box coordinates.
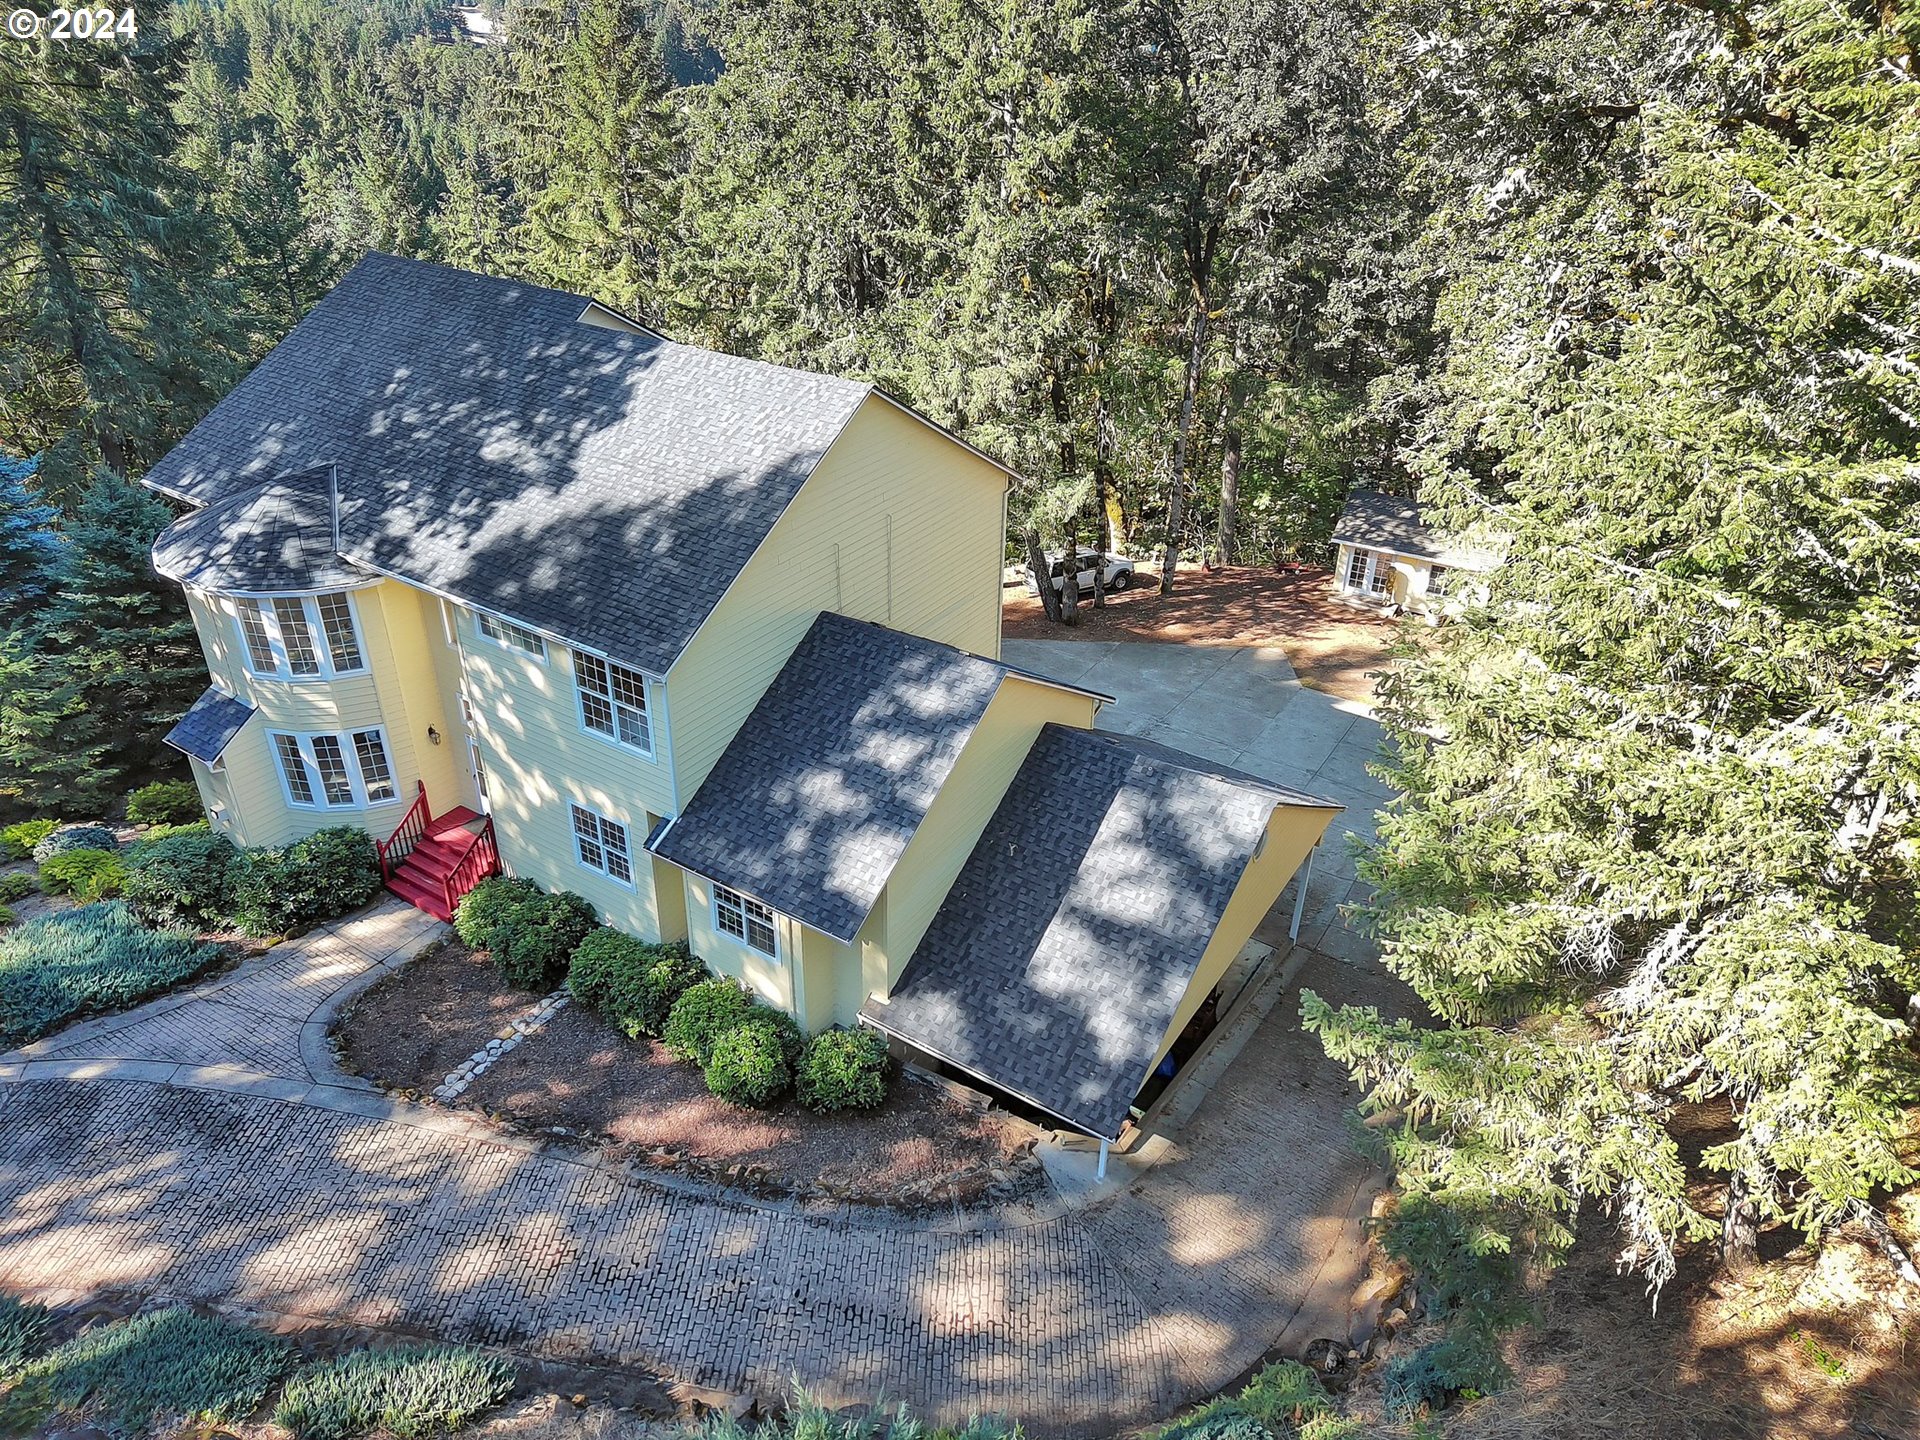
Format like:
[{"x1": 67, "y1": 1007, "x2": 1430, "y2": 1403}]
[{"x1": 0, "y1": 645, "x2": 1399, "y2": 1434}]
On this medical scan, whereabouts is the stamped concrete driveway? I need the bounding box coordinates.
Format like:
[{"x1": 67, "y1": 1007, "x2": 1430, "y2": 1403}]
[{"x1": 0, "y1": 645, "x2": 1397, "y2": 1434}]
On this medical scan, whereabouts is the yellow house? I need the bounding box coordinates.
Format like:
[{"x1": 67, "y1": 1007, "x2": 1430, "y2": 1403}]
[
  {"x1": 145, "y1": 254, "x2": 1341, "y2": 1144},
  {"x1": 1331, "y1": 489, "x2": 1499, "y2": 621}
]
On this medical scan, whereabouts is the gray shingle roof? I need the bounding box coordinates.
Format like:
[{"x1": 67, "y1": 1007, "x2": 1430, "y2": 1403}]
[
  {"x1": 143, "y1": 253, "x2": 876, "y2": 675},
  {"x1": 649, "y1": 613, "x2": 1025, "y2": 943},
  {"x1": 1332, "y1": 489, "x2": 1498, "y2": 570},
  {"x1": 152, "y1": 465, "x2": 371, "y2": 593},
  {"x1": 862, "y1": 725, "x2": 1341, "y2": 1139},
  {"x1": 162, "y1": 686, "x2": 257, "y2": 763}
]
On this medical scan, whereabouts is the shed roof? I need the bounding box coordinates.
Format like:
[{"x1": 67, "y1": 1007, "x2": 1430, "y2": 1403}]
[
  {"x1": 1332, "y1": 490, "x2": 1497, "y2": 570},
  {"x1": 163, "y1": 686, "x2": 257, "y2": 764},
  {"x1": 142, "y1": 253, "x2": 906, "y2": 674},
  {"x1": 152, "y1": 466, "x2": 370, "y2": 594},
  {"x1": 861, "y1": 725, "x2": 1341, "y2": 1139},
  {"x1": 649, "y1": 613, "x2": 1106, "y2": 944}
]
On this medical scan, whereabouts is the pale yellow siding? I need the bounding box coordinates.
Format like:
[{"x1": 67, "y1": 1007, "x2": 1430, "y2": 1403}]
[
  {"x1": 664, "y1": 395, "x2": 1008, "y2": 799},
  {"x1": 182, "y1": 582, "x2": 446, "y2": 848},
  {"x1": 682, "y1": 870, "x2": 797, "y2": 1013},
  {"x1": 1149, "y1": 805, "x2": 1337, "y2": 1067},
  {"x1": 453, "y1": 605, "x2": 674, "y2": 938}
]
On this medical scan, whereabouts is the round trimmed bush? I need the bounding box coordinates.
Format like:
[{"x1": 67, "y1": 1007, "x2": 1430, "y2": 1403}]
[
  {"x1": 33, "y1": 824, "x2": 118, "y2": 861},
  {"x1": 703, "y1": 1019, "x2": 793, "y2": 1107},
  {"x1": 567, "y1": 930, "x2": 707, "y2": 1037},
  {"x1": 490, "y1": 889, "x2": 597, "y2": 990},
  {"x1": 795, "y1": 1026, "x2": 891, "y2": 1112},
  {"x1": 123, "y1": 829, "x2": 238, "y2": 927},
  {"x1": 291, "y1": 826, "x2": 381, "y2": 914},
  {"x1": 38, "y1": 847, "x2": 126, "y2": 901},
  {"x1": 1, "y1": 819, "x2": 56, "y2": 860},
  {"x1": 0, "y1": 872, "x2": 35, "y2": 903},
  {"x1": 126, "y1": 779, "x2": 203, "y2": 827},
  {"x1": 662, "y1": 979, "x2": 757, "y2": 1065},
  {"x1": 453, "y1": 875, "x2": 539, "y2": 952}
]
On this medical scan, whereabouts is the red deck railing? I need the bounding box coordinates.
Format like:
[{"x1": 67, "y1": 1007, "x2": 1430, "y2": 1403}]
[
  {"x1": 438, "y1": 816, "x2": 500, "y2": 917},
  {"x1": 376, "y1": 781, "x2": 430, "y2": 879}
]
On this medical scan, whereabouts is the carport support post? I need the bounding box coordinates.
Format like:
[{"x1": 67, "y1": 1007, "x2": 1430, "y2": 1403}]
[
  {"x1": 1289, "y1": 844, "x2": 1317, "y2": 942},
  {"x1": 1097, "y1": 1139, "x2": 1109, "y2": 1180}
]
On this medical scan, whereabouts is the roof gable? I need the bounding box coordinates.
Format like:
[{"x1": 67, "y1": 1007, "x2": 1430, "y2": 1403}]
[
  {"x1": 863, "y1": 725, "x2": 1340, "y2": 1138},
  {"x1": 144, "y1": 253, "x2": 873, "y2": 674}
]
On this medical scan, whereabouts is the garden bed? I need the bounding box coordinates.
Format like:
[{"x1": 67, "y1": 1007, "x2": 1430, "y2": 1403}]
[{"x1": 334, "y1": 940, "x2": 1047, "y2": 1209}]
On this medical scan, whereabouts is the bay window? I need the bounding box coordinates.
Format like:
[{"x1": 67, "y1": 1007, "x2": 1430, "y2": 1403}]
[
  {"x1": 270, "y1": 727, "x2": 398, "y2": 809},
  {"x1": 234, "y1": 592, "x2": 367, "y2": 679}
]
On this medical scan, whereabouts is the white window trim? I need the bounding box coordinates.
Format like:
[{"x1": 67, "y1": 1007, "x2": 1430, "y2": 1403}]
[
  {"x1": 268, "y1": 726, "x2": 402, "y2": 811},
  {"x1": 713, "y1": 883, "x2": 781, "y2": 963},
  {"x1": 473, "y1": 608, "x2": 549, "y2": 662},
  {"x1": 1342, "y1": 548, "x2": 1394, "y2": 599},
  {"x1": 568, "y1": 800, "x2": 635, "y2": 889},
  {"x1": 572, "y1": 649, "x2": 657, "y2": 760},
  {"x1": 230, "y1": 591, "x2": 369, "y2": 681}
]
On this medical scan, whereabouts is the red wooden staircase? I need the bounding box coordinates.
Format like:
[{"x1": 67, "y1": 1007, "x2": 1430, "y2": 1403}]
[{"x1": 377, "y1": 784, "x2": 501, "y2": 922}]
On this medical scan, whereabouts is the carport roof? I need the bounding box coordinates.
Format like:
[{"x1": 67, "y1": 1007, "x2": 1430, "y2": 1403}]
[{"x1": 861, "y1": 724, "x2": 1340, "y2": 1140}]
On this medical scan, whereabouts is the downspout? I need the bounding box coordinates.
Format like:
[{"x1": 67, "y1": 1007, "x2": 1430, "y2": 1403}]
[{"x1": 1289, "y1": 842, "x2": 1317, "y2": 942}]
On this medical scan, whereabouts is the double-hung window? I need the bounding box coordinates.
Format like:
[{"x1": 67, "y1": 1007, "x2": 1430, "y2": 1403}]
[
  {"x1": 234, "y1": 593, "x2": 366, "y2": 678},
  {"x1": 271, "y1": 727, "x2": 398, "y2": 808},
  {"x1": 476, "y1": 611, "x2": 547, "y2": 659},
  {"x1": 715, "y1": 885, "x2": 778, "y2": 959},
  {"x1": 569, "y1": 802, "x2": 632, "y2": 884},
  {"x1": 574, "y1": 651, "x2": 652, "y2": 755}
]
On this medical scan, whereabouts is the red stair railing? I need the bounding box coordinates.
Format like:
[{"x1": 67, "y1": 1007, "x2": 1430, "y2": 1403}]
[
  {"x1": 438, "y1": 815, "x2": 500, "y2": 917},
  {"x1": 377, "y1": 781, "x2": 430, "y2": 879}
]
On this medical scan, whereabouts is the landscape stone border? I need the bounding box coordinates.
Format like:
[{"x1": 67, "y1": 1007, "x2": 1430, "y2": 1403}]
[{"x1": 433, "y1": 989, "x2": 570, "y2": 1100}]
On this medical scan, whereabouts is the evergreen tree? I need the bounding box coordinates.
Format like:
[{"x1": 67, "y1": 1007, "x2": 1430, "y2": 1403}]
[
  {"x1": 1305, "y1": 0, "x2": 1920, "y2": 1329},
  {"x1": 0, "y1": 31, "x2": 240, "y2": 497},
  {"x1": 0, "y1": 455, "x2": 61, "y2": 629},
  {"x1": 26, "y1": 475, "x2": 203, "y2": 806}
]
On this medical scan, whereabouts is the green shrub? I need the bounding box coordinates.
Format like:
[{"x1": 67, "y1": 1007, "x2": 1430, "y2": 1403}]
[
  {"x1": 1381, "y1": 1325, "x2": 1509, "y2": 1420},
  {"x1": 0, "y1": 872, "x2": 37, "y2": 903},
  {"x1": 127, "y1": 780, "x2": 203, "y2": 827},
  {"x1": 0, "y1": 902, "x2": 221, "y2": 1043},
  {"x1": 1, "y1": 820, "x2": 56, "y2": 860},
  {"x1": 38, "y1": 848, "x2": 127, "y2": 901},
  {"x1": 32, "y1": 824, "x2": 118, "y2": 861},
  {"x1": 567, "y1": 930, "x2": 706, "y2": 1037},
  {"x1": 123, "y1": 830, "x2": 238, "y2": 928},
  {"x1": 0, "y1": 905, "x2": 11, "y2": 929},
  {"x1": 703, "y1": 1019, "x2": 793, "y2": 1107},
  {"x1": 134, "y1": 820, "x2": 212, "y2": 844},
  {"x1": 30, "y1": 1308, "x2": 292, "y2": 1428},
  {"x1": 0, "y1": 1297, "x2": 53, "y2": 1375},
  {"x1": 796, "y1": 1027, "x2": 891, "y2": 1112},
  {"x1": 230, "y1": 827, "x2": 381, "y2": 937},
  {"x1": 452, "y1": 875, "x2": 539, "y2": 952},
  {"x1": 491, "y1": 890, "x2": 596, "y2": 990},
  {"x1": 1236, "y1": 1361, "x2": 1333, "y2": 1432},
  {"x1": 274, "y1": 1345, "x2": 515, "y2": 1440},
  {"x1": 663, "y1": 979, "x2": 757, "y2": 1066},
  {"x1": 1151, "y1": 1401, "x2": 1268, "y2": 1440}
]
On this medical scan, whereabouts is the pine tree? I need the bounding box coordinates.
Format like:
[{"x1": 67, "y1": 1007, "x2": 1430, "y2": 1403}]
[
  {"x1": 0, "y1": 31, "x2": 241, "y2": 497},
  {"x1": 26, "y1": 476, "x2": 204, "y2": 807},
  {"x1": 0, "y1": 456, "x2": 61, "y2": 630},
  {"x1": 1304, "y1": 0, "x2": 1920, "y2": 1326}
]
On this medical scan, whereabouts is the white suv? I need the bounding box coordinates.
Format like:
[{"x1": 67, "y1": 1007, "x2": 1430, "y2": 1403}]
[{"x1": 1024, "y1": 548, "x2": 1136, "y2": 595}]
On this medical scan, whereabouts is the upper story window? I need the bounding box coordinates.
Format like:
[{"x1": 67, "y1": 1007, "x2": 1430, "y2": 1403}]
[
  {"x1": 476, "y1": 611, "x2": 547, "y2": 660},
  {"x1": 234, "y1": 593, "x2": 366, "y2": 679},
  {"x1": 270, "y1": 727, "x2": 397, "y2": 809},
  {"x1": 574, "y1": 650, "x2": 653, "y2": 756},
  {"x1": 715, "y1": 884, "x2": 778, "y2": 960}
]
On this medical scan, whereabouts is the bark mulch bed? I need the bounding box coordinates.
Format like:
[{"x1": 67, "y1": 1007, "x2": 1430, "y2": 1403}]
[
  {"x1": 332, "y1": 940, "x2": 1047, "y2": 1210},
  {"x1": 1003, "y1": 561, "x2": 1402, "y2": 704},
  {"x1": 334, "y1": 936, "x2": 544, "y2": 1092}
]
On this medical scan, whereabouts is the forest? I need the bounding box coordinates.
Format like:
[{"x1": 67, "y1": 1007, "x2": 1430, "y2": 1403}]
[{"x1": 1, "y1": 0, "x2": 1917, "y2": 1431}]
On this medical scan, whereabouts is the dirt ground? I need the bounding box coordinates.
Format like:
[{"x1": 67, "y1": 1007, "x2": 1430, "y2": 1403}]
[
  {"x1": 335, "y1": 937, "x2": 542, "y2": 1088},
  {"x1": 1002, "y1": 562, "x2": 1402, "y2": 703},
  {"x1": 335, "y1": 941, "x2": 1043, "y2": 1207}
]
